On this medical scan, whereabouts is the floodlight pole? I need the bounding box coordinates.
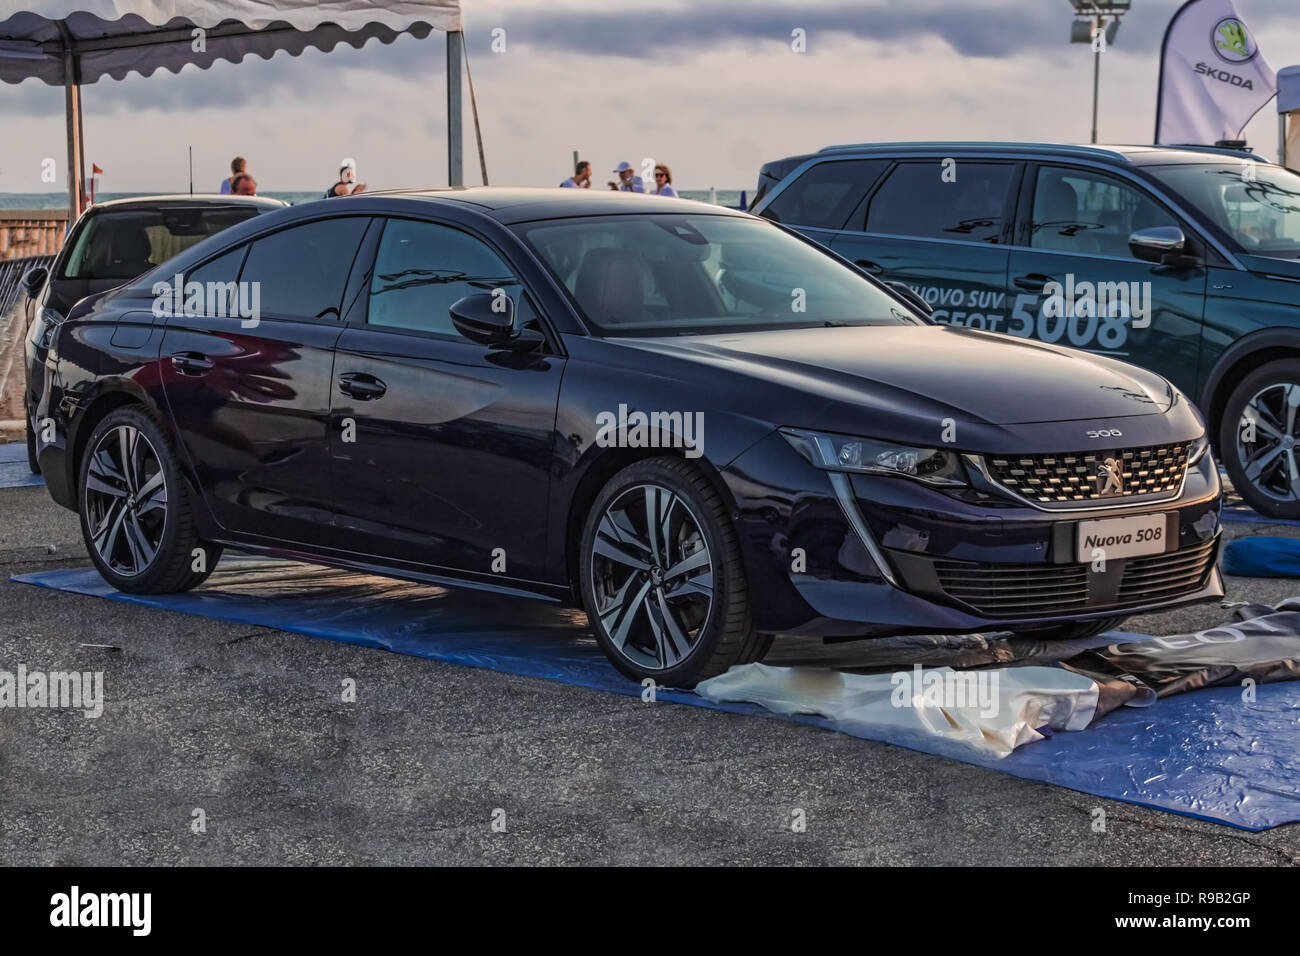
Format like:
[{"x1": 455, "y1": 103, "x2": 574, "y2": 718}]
[
  {"x1": 1091, "y1": 15, "x2": 1102, "y2": 144},
  {"x1": 447, "y1": 30, "x2": 464, "y2": 187}
]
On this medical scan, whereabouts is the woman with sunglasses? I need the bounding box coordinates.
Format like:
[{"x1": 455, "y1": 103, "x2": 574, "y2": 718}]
[{"x1": 652, "y1": 164, "x2": 678, "y2": 198}]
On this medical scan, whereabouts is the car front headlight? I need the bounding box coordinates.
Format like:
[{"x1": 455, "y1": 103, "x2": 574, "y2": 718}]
[
  {"x1": 1187, "y1": 432, "x2": 1211, "y2": 466},
  {"x1": 781, "y1": 427, "x2": 967, "y2": 486},
  {"x1": 35, "y1": 306, "x2": 65, "y2": 349}
]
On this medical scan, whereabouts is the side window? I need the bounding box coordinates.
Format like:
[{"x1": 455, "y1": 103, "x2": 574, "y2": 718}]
[
  {"x1": 865, "y1": 162, "x2": 1014, "y2": 243},
  {"x1": 1030, "y1": 166, "x2": 1179, "y2": 259},
  {"x1": 183, "y1": 246, "x2": 246, "y2": 317},
  {"x1": 238, "y1": 217, "x2": 369, "y2": 320},
  {"x1": 367, "y1": 219, "x2": 522, "y2": 338},
  {"x1": 761, "y1": 160, "x2": 886, "y2": 230}
]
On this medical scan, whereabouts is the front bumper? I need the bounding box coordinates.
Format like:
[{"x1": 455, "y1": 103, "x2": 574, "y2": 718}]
[{"x1": 722, "y1": 431, "x2": 1223, "y2": 638}]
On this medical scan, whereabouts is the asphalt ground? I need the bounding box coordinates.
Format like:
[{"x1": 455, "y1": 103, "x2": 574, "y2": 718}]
[{"x1": 1, "y1": 477, "x2": 1298, "y2": 866}]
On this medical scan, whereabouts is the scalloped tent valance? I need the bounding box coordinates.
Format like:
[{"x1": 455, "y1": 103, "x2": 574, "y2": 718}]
[
  {"x1": 0, "y1": 1, "x2": 461, "y2": 85},
  {"x1": 0, "y1": 1, "x2": 467, "y2": 219}
]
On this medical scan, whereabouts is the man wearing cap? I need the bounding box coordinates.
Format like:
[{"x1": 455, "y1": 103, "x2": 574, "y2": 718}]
[{"x1": 608, "y1": 161, "x2": 645, "y2": 192}]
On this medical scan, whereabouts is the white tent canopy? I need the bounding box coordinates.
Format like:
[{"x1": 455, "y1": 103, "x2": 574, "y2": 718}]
[{"x1": 0, "y1": 0, "x2": 466, "y2": 219}]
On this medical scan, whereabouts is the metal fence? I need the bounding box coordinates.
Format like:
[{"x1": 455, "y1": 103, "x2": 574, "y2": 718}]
[{"x1": 0, "y1": 255, "x2": 53, "y2": 322}]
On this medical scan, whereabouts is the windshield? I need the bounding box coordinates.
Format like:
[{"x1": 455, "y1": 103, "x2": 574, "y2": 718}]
[
  {"x1": 60, "y1": 206, "x2": 264, "y2": 280},
  {"x1": 1147, "y1": 162, "x2": 1300, "y2": 257},
  {"x1": 516, "y1": 214, "x2": 918, "y2": 335}
]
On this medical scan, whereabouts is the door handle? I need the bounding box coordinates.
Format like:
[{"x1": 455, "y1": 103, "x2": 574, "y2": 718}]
[
  {"x1": 854, "y1": 259, "x2": 884, "y2": 275},
  {"x1": 1013, "y1": 273, "x2": 1054, "y2": 293},
  {"x1": 170, "y1": 351, "x2": 214, "y2": 375},
  {"x1": 337, "y1": 372, "x2": 387, "y2": 401}
]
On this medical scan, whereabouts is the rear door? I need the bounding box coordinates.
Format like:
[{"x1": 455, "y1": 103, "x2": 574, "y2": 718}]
[
  {"x1": 828, "y1": 159, "x2": 1021, "y2": 333},
  {"x1": 1005, "y1": 163, "x2": 1208, "y2": 391},
  {"x1": 158, "y1": 215, "x2": 372, "y2": 546},
  {"x1": 327, "y1": 216, "x2": 566, "y2": 584}
]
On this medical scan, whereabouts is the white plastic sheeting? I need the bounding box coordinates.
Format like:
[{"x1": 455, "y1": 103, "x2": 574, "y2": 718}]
[{"x1": 696, "y1": 663, "x2": 1102, "y2": 758}]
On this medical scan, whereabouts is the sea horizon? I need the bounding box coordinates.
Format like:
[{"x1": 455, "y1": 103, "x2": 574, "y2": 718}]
[{"x1": 0, "y1": 188, "x2": 749, "y2": 211}]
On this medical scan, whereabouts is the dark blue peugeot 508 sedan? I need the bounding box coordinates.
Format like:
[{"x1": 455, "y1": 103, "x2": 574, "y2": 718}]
[{"x1": 31, "y1": 188, "x2": 1223, "y2": 686}]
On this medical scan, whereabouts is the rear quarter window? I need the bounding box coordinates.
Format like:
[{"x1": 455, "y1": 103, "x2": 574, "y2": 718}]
[{"x1": 60, "y1": 206, "x2": 264, "y2": 280}]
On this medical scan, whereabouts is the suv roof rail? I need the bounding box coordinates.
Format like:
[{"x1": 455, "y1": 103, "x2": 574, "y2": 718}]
[
  {"x1": 816, "y1": 141, "x2": 1132, "y2": 162},
  {"x1": 1159, "y1": 143, "x2": 1269, "y2": 161}
]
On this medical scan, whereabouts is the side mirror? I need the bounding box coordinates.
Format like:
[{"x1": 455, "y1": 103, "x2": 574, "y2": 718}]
[
  {"x1": 449, "y1": 293, "x2": 544, "y2": 350},
  {"x1": 887, "y1": 280, "x2": 935, "y2": 318},
  {"x1": 1129, "y1": 226, "x2": 1193, "y2": 266},
  {"x1": 20, "y1": 266, "x2": 48, "y2": 299}
]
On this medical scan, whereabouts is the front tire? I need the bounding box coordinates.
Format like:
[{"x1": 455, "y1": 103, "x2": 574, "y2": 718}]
[
  {"x1": 579, "y1": 457, "x2": 754, "y2": 687},
  {"x1": 1220, "y1": 359, "x2": 1300, "y2": 520},
  {"x1": 25, "y1": 415, "x2": 40, "y2": 474},
  {"x1": 78, "y1": 405, "x2": 221, "y2": 593}
]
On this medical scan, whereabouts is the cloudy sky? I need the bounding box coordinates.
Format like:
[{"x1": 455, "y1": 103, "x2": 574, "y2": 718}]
[{"x1": 2, "y1": 0, "x2": 1298, "y2": 195}]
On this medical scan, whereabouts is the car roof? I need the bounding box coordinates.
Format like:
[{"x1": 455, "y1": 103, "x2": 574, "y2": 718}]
[
  {"x1": 811, "y1": 141, "x2": 1270, "y2": 166},
  {"x1": 87, "y1": 193, "x2": 289, "y2": 211},
  {"x1": 354, "y1": 186, "x2": 751, "y2": 224}
]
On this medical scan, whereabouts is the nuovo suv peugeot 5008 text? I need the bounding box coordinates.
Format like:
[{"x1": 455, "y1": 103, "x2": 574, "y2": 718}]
[
  {"x1": 33, "y1": 188, "x2": 1224, "y2": 686},
  {"x1": 752, "y1": 142, "x2": 1300, "y2": 520}
]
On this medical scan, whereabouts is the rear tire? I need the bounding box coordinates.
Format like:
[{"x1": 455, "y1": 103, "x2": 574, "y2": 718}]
[
  {"x1": 1219, "y1": 359, "x2": 1300, "y2": 520},
  {"x1": 78, "y1": 405, "x2": 221, "y2": 594},
  {"x1": 1009, "y1": 616, "x2": 1127, "y2": 641},
  {"x1": 579, "y1": 457, "x2": 754, "y2": 687}
]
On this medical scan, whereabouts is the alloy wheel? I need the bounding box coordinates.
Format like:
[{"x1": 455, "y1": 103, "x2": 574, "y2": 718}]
[
  {"x1": 84, "y1": 424, "x2": 169, "y2": 577},
  {"x1": 589, "y1": 483, "x2": 715, "y2": 672},
  {"x1": 1237, "y1": 382, "x2": 1300, "y2": 503}
]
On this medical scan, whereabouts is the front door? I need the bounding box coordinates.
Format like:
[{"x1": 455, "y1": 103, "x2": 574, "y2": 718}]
[
  {"x1": 1005, "y1": 163, "x2": 1208, "y2": 395},
  {"x1": 328, "y1": 217, "x2": 566, "y2": 584}
]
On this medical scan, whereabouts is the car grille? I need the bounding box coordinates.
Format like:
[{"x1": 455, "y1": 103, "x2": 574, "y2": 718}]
[
  {"x1": 931, "y1": 537, "x2": 1217, "y2": 617},
  {"x1": 983, "y1": 443, "x2": 1191, "y2": 505}
]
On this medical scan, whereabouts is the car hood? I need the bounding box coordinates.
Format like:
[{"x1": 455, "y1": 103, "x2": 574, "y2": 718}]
[{"x1": 618, "y1": 324, "x2": 1174, "y2": 426}]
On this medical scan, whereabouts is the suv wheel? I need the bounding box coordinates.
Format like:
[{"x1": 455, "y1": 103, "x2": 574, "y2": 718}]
[
  {"x1": 579, "y1": 457, "x2": 755, "y2": 687},
  {"x1": 1220, "y1": 359, "x2": 1300, "y2": 520},
  {"x1": 78, "y1": 405, "x2": 221, "y2": 593}
]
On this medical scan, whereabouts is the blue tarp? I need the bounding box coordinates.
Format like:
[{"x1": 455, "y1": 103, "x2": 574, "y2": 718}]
[
  {"x1": 0, "y1": 442, "x2": 41, "y2": 488},
  {"x1": 1225, "y1": 536, "x2": 1300, "y2": 577},
  {"x1": 11, "y1": 559, "x2": 1300, "y2": 831}
]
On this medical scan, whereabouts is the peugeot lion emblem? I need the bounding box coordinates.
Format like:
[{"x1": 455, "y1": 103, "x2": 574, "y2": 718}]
[{"x1": 1096, "y1": 458, "x2": 1125, "y2": 497}]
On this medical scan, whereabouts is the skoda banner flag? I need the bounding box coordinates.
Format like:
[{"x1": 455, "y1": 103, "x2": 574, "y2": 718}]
[{"x1": 1155, "y1": 0, "x2": 1276, "y2": 145}]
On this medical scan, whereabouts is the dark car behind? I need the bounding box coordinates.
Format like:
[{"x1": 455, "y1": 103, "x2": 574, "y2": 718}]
[{"x1": 19, "y1": 194, "x2": 286, "y2": 471}]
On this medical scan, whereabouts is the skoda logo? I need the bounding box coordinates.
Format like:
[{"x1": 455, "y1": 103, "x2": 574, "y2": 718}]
[
  {"x1": 1096, "y1": 458, "x2": 1125, "y2": 497},
  {"x1": 1213, "y1": 17, "x2": 1258, "y2": 64}
]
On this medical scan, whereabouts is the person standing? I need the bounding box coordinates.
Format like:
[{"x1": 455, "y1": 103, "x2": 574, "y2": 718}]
[
  {"x1": 608, "y1": 161, "x2": 645, "y2": 192},
  {"x1": 220, "y1": 156, "x2": 246, "y2": 194},
  {"x1": 326, "y1": 158, "x2": 367, "y2": 198},
  {"x1": 560, "y1": 161, "x2": 592, "y2": 188},
  {"x1": 652, "y1": 164, "x2": 678, "y2": 197},
  {"x1": 231, "y1": 173, "x2": 258, "y2": 196}
]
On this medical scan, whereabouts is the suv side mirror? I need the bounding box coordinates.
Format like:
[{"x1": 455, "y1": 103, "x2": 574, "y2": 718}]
[
  {"x1": 449, "y1": 293, "x2": 545, "y2": 351},
  {"x1": 20, "y1": 266, "x2": 48, "y2": 299},
  {"x1": 1129, "y1": 226, "x2": 1195, "y2": 267}
]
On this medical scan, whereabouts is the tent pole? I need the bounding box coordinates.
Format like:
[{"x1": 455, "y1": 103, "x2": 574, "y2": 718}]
[
  {"x1": 76, "y1": 83, "x2": 86, "y2": 205},
  {"x1": 447, "y1": 30, "x2": 463, "y2": 187},
  {"x1": 63, "y1": 53, "x2": 83, "y2": 225}
]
